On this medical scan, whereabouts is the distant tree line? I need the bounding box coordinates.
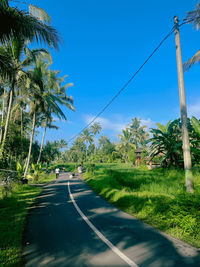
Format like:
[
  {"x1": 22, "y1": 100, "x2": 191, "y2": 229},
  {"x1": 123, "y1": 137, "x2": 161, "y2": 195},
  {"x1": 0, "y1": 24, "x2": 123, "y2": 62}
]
[{"x1": 61, "y1": 116, "x2": 200, "y2": 168}]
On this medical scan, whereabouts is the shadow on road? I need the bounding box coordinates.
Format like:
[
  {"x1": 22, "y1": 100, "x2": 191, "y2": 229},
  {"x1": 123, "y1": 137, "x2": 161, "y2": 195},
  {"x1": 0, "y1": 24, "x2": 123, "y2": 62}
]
[{"x1": 22, "y1": 176, "x2": 200, "y2": 267}]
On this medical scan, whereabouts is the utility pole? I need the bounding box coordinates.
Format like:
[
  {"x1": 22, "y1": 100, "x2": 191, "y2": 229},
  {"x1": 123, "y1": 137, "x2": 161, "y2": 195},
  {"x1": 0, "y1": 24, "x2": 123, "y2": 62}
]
[{"x1": 174, "y1": 16, "x2": 193, "y2": 193}]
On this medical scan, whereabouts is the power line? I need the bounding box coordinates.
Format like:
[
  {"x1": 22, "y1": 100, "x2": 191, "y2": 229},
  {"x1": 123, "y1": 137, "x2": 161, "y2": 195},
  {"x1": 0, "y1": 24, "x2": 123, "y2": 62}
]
[{"x1": 67, "y1": 19, "x2": 193, "y2": 144}]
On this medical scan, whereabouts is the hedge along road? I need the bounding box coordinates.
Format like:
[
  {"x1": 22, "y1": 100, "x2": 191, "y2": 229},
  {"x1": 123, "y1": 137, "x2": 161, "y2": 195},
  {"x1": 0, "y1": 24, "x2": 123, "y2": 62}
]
[{"x1": 22, "y1": 173, "x2": 200, "y2": 267}]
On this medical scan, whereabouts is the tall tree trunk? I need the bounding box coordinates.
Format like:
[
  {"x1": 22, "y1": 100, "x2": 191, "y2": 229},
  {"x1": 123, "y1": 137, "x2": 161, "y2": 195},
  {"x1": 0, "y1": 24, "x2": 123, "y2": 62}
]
[
  {"x1": 37, "y1": 123, "x2": 47, "y2": 164},
  {"x1": 20, "y1": 108, "x2": 23, "y2": 155},
  {"x1": 94, "y1": 135, "x2": 97, "y2": 154},
  {"x1": 24, "y1": 111, "x2": 36, "y2": 178},
  {"x1": 0, "y1": 86, "x2": 14, "y2": 158},
  {"x1": 0, "y1": 88, "x2": 6, "y2": 144},
  {"x1": 21, "y1": 108, "x2": 23, "y2": 136},
  {"x1": 85, "y1": 141, "x2": 87, "y2": 162}
]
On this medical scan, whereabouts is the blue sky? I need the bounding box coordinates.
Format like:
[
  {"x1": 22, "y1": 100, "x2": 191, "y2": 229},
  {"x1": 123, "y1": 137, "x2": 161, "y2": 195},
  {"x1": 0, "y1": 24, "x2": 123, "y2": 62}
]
[{"x1": 29, "y1": 0, "x2": 200, "y2": 144}]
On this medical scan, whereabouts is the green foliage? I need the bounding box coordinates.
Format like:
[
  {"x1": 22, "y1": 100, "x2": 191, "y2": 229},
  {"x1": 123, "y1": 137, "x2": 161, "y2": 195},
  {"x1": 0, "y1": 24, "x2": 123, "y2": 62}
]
[
  {"x1": 84, "y1": 164, "x2": 200, "y2": 247},
  {"x1": 0, "y1": 172, "x2": 56, "y2": 266},
  {"x1": 149, "y1": 117, "x2": 200, "y2": 167},
  {"x1": 64, "y1": 117, "x2": 149, "y2": 165},
  {"x1": 41, "y1": 141, "x2": 60, "y2": 166},
  {"x1": 191, "y1": 116, "x2": 200, "y2": 138},
  {"x1": 129, "y1": 117, "x2": 149, "y2": 148},
  {"x1": 16, "y1": 162, "x2": 24, "y2": 181},
  {"x1": 128, "y1": 150, "x2": 136, "y2": 164},
  {"x1": 29, "y1": 163, "x2": 42, "y2": 182}
]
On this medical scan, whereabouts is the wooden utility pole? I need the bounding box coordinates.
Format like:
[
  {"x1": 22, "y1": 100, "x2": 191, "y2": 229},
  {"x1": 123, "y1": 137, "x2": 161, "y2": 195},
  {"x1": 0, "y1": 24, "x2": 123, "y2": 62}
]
[{"x1": 174, "y1": 16, "x2": 193, "y2": 193}]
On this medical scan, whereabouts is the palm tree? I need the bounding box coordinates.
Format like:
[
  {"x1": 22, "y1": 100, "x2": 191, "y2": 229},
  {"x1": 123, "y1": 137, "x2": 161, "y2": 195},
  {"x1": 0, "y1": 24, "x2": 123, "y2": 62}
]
[
  {"x1": 117, "y1": 128, "x2": 135, "y2": 163},
  {"x1": 58, "y1": 139, "x2": 68, "y2": 149},
  {"x1": 80, "y1": 129, "x2": 93, "y2": 161},
  {"x1": 0, "y1": 1, "x2": 60, "y2": 45},
  {"x1": 90, "y1": 122, "x2": 102, "y2": 154},
  {"x1": 129, "y1": 117, "x2": 149, "y2": 148},
  {"x1": 0, "y1": 84, "x2": 6, "y2": 143},
  {"x1": 70, "y1": 137, "x2": 86, "y2": 162},
  {"x1": 0, "y1": 1, "x2": 60, "y2": 78},
  {"x1": 184, "y1": 3, "x2": 200, "y2": 71},
  {"x1": 23, "y1": 89, "x2": 46, "y2": 178},
  {"x1": 36, "y1": 65, "x2": 74, "y2": 164},
  {"x1": 0, "y1": 39, "x2": 47, "y2": 158},
  {"x1": 24, "y1": 56, "x2": 75, "y2": 176},
  {"x1": 37, "y1": 116, "x2": 58, "y2": 164}
]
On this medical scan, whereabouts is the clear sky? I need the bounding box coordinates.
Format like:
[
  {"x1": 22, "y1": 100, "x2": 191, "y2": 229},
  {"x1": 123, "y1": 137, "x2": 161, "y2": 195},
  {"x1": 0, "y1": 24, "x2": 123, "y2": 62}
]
[{"x1": 30, "y1": 0, "x2": 200, "y2": 144}]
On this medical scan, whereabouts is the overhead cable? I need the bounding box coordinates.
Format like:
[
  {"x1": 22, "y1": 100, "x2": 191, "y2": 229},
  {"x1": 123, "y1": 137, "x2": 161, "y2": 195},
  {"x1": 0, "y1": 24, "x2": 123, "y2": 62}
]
[{"x1": 67, "y1": 18, "x2": 194, "y2": 144}]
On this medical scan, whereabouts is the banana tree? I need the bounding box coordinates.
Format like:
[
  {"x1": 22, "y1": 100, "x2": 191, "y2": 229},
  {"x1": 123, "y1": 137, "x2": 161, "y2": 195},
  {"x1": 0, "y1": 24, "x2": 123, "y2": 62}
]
[{"x1": 148, "y1": 119, "x2": 183, "y2": 166}]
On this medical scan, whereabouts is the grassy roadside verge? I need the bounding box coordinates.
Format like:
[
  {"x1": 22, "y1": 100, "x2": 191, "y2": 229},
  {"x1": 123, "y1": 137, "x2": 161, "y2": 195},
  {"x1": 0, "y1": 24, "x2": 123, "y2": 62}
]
[
  {"x1": 84, "y1": 164, "x2": 200, "y2": 248},
  {"x1": 0, "y1": 173, "x2": 56, "y2": 267}
]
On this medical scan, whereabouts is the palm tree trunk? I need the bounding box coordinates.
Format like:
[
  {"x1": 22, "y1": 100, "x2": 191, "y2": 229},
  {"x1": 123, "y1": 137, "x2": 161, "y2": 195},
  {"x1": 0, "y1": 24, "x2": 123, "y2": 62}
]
[
  {"x1": 95, "y1": 136, "x2": 97, "y2": 154},
  {"x1": 21, "y1": 108, "x2": 23, "y2": 136},
  {"x1": 0, "y1": 87, "x2": 13, "y2": 157},
  {"x1": 24, "y1": 111, "x2": 36, "y2": 178},
  {"x1": 37, "y1": 123, "x2": 47, "y2": 164},
  {"x1": 0, "y1": 88, "x2": 6, "y2": 144},
  {"x1": 85, "y1": 141, "x2": 87, "y2": 161}
]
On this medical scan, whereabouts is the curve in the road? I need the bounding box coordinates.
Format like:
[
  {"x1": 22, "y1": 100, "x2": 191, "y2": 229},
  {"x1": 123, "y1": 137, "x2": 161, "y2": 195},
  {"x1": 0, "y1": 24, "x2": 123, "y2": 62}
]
[{"x1": 68, "y1": 181, "x2": 138, "y2": 267}]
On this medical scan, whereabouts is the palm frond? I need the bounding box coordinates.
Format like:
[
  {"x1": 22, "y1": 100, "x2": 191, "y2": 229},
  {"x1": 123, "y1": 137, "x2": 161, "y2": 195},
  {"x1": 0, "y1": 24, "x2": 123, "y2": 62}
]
[
  {"x1": 183, "y1": 50, "x2": 200, "y2": 71},
  {"x1": 0, "y1": 6, "x2": 61, "y2": 49},
  {"x1": 191, "y1": 116, "x2": 200, "y2": 138},
  {"x1": 29, "y1": 4, "x2": 51, "y2": 24},
  {"x1": 0, "y1": 48, "x2": 14, "y2": 80},
  {"x1": 21, "y1": 48, "x2": 51, "y2": 67},
  {"x1": 186, "y1": 5, "x2": 200, "y2": 30}
]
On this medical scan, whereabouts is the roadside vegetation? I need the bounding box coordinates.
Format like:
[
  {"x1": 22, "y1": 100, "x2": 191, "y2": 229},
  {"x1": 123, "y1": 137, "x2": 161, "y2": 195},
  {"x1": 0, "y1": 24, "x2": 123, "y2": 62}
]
[
  {"x1": 1, "y1": 0, "x2": 200, "y2": 265},
  {"x1": 84, "y1": 164, "x2": 200, "y2": 248},
  {"x1": 0, "y1": 2, "x2": 72, "y2": 266},
  {"x1": 0, "y1": 172, "x2": 56, "y2": 267}
]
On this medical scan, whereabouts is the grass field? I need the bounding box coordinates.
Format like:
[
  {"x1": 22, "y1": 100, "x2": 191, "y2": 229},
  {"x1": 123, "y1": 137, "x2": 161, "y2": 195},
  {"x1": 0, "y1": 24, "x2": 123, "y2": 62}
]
[
  {"x1": 0, "y1": 173, "x2": 56, "y2": 267},
  {"x1": 84, "y1": 164, "x2": 200, "y2": 248}
]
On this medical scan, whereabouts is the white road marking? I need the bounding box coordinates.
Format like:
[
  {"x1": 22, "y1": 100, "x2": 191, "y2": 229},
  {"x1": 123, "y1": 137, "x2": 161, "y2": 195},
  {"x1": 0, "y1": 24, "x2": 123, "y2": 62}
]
[{"x1": 67, "y1": 181, "x2": 139, "y2": 267}]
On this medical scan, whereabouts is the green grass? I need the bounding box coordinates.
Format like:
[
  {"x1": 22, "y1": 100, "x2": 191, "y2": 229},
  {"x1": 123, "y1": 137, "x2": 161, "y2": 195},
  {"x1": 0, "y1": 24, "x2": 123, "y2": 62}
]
[
  {"x1": 32, "y1": 173, "x2": 56, "y2": 184},
  {"x1": 0, "y1": 173, "x2": 56, "y2": 267},
  {"x1": 84, "y1": 164, "x2": 200, "y2": 248}
]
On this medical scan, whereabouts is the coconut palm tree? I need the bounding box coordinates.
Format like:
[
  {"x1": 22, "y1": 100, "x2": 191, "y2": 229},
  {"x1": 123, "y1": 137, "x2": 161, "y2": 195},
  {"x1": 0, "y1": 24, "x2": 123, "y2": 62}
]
[
  {"x1": 24, "y1": 56, "x2": 75, "y2": 176},
  {"x1": 80, "y1": 129, "x2": 93, "y2": 161},
  {"x1": 36, "y1": 66, "x2": 74, "y2": 164},
  {"x1": 184, "y1": 3, "x2": 200, "y2": 70},
  {"x1": 117, "y1": 128, "x2": 135, "y2": 163},
  {"x1": 0, "y1": 84, "x2": 7, "y2": 143},
  {"x1": 90, "y1": 122, "x2": 102, "y2": 154},
  {"x1": 0, "y1": 39, "x2": 48, "y2": 158},
  {"x1": 0, "y1": 1, "x2": 60, "y2": 46},
  {"x1": 37, "y1": 116, "x2": 58, "y2": 164},
  {"x1": 129, "y1": 117, "x2": 149, "y2": 148},
  {"x1": 0, "y1": 1, "x2": 60, "y2": 78}
]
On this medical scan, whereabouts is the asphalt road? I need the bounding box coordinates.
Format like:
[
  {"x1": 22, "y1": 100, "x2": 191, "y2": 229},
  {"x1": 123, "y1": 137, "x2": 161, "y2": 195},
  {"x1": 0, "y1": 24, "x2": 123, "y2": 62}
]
[{"x1": 22, "y1": 173, "x2": 200, "y2": 267}]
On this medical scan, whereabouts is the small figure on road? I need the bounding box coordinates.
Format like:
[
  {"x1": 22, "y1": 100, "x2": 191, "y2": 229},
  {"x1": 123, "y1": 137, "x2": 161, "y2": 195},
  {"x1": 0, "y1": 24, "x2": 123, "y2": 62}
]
[
  {"x1": 78, "y1": 165, "x2": 83, "y2": 178},
  {"x1": 69, "y1": 172, "x2": 75, "y2": 179},
  {"x1": 55, "y1": 167, "x2": 60, "y2": 179},
  {"x1": 62, "y1": 165, "x2": 65, "y2": 173}
]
